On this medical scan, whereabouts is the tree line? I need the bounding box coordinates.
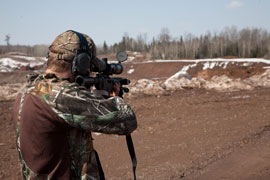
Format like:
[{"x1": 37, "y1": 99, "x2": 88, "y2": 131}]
[
  {"x1": 98, "y1": 26, "x2": 270, "y2": 59},
  {"x1": 0, "y1": 44, "x2": 49, "y2": 57},
  {"x1": 1, "y1": 27, "x2": 270, "y2": 59}
]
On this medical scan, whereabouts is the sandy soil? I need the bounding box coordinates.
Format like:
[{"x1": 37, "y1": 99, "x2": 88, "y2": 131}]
[{"x1": 1, "y1": 62, "x2": 270, "y2": 180}]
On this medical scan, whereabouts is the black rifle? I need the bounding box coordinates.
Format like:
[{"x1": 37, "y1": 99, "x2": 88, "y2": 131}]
[
  {"x1": 75, "y1": 51, "x2": 137, "y2": 180},
  {"x1": 75, "y1": 51, "x2": 130, "y2": 96},
  {"x1": 75, "y1": 75, "x2": 130, "y2": 97}
]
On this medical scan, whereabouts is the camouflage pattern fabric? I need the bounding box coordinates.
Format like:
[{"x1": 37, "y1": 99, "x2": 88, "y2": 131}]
[
  {"x1": 15, "y1": 73, "x2": 137, "y2": 180},
  {"x1": 48, "y1": 30, "x2": 96, "y2": 63}
]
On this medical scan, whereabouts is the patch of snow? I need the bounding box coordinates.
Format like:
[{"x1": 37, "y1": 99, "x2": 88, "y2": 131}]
[
  {"x1": 108, "y1": 60, "x2": 118, "y2": 63},
  {"x1": 223, "y1": 62, "x2": 229, "y2": 69},
  {"x1": 217, "y1": 62, "x2": 229, "y2": 69},
  {"x1": 1, "y1": 58, "x2": 28, "y2": 68},
  {"x1": 0, "y1": 66, "x2": 12, "y2": 72},
  {"x1": 243, "y1": 62, "x2": 254, "y2": 67},
  {"x1": 129, "y1": 79, "x2": 165, "y2": 95},
  {"x1": 127, "y1": 56, "x2": 135, "y2": 62},
  {"x1": 133, "y1": 52, "x2": 140, "y2": 55},
  {"x1": 127, "y1": 69, "x2": 135, "y2": 74},
  {"x1": 29, "y1": 62, "x2": 45, "y2": 67},
  {"x1": 41, "y1": 57, "x2": 47, "y2": 61},
  {"x1": 93, "y1": 132, "x2": 102, "y2": 136},
  {"x1": 232, "y1": 96, "x2": 241, "y2": 99},
  {"x1": 203, "y1": 62, "x2": 217, "y2": 70},
  {"x1": 140, "y1": 58, "x2": 270, "y2": 64},
  {"x1": 150, "y1": 77, "x2": 168, "y2": 80},
  {"x1": 202, "y1": 61, "x2": 231, "y2": 70},
  {"x1": 190, "y1": 63, "x2": 198, "y2": 68},
  {"x1": 164, "y1": 64, "x2": 193, "y2": 86},
  {"x1": 0, "y1": 55, "x2": 46, "y2": 71},
  {"x1": 13, "y1": 56, "x2": 36, "y2": 61}
]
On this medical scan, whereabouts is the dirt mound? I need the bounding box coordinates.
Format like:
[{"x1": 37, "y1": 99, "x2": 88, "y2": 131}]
[
  {"x1": 121, "y1": 59, "x2": 270, "y2": 96},
  {"x1": 122, "y1": 61, "x2": 192, "y2": 80},
  {"x1": 128, "y1": 79, "x2": 166, "y2": 96},
  {"x1": 127, "y1": 69, "x2": 270, "y2": 96},
  {"x1": 122, "y1": 59, "x2": 269, "y2": 80},
  {"x1": 197, "y1": 64, "x2": 266, "y2": 80}
]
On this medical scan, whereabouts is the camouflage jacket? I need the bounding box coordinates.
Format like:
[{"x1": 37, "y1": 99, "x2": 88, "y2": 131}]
[{"x1": 12, "y1": 73, "x2": 137, "y2": 180}]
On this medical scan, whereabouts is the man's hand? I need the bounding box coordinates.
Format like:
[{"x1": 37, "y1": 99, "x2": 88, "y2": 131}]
[{"x1": 110, "y1": 82, "x2": 120, "y2": 97}]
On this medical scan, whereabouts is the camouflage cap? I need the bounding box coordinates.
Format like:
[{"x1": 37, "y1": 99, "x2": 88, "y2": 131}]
[{"x1": 48, "y1": 30, "x2": 97, "y2": 63}]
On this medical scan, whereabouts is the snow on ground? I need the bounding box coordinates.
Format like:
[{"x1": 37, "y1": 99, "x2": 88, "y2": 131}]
[
  {"x1": 12, "y1": 56, "x2": 37, "y2": 61},
  {"x1": 127, "y1": 68, "x2": 135, "y2": 74},
  {"x1": 128, "y1": 58, "x2": 270, "y2": 96},
  {"x1": 0, "y1": 55, "x2": 46, "y2": 72},
  {"x1": 163, "y1": 64, "x2": 193, "y2": 86},
  {"x1": 129, "y1": 58, "x2": 270, "y2": 90},
  {"x1": 143, "y1": 58, "x2": 270, "y2": 64},
  {"x1": 127, "y1": 56, "x2": 135, "y2": 62},
  {"x1": 160, "y1": 58, "x2": 269, "y2": 84},
  {"x1": 1, "y1": 54, "x2": 270, "y2": 95},
  {"x1": 163, "y1": 60, "x2": 233, "y2": 87},
  {"x1": 129, "y1": 69, "x2": 270, "y2": 96}
]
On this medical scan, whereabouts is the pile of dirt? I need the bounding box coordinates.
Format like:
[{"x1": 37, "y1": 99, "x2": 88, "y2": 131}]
[
  {"x1": 126, "y1": 69, "x2": 270, "y2": 96},
  {"x1": 121, "y1": 61, "x2": 192, "y2": 80},
  {"x1": 165, "y1": 69, "x2": 270, "y2": 91},
  {"x1": 197, "y1": 65, "x2": 266, "y2": 80},
  {"x1": 120, "y1": 60, "x2": 270, "y2": 96},
  {"x1": 121, "y1": 60, "x2": 269, "y2": 80}
]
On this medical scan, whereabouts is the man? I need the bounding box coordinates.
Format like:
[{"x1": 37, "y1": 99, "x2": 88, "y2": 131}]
[{"x1": 12, "y1": 30, "x2": 137, "y2": 180}]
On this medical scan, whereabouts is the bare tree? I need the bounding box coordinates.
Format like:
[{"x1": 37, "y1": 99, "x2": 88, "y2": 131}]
[
  {"x1": 103, "y1": 41, "x2": 108, "y2": 54},
  {"x1": 5, "y1": 34, "x2": 11, "y2": 46},
  {"x1": 95, "y1": 27, "x2": 270, "y2": 60}
]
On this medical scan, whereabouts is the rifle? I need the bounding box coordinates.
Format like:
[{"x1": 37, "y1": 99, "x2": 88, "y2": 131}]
[
  {"x1": 75, "y1": 51, "x2": 130, "y2": 97},
  {"x1": 75, "y1": 51, "x2": 137, "y2": 180}
]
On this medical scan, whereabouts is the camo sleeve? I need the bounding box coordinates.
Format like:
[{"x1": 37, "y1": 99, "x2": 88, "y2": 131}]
[{"x1": 46, "y1": 84, "x2": 137, "y2": 135}]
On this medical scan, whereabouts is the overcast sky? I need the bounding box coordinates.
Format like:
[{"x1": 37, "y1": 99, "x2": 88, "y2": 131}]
[{"x1": 0, "y1": 0, "x2": 269, "y2": 46}]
